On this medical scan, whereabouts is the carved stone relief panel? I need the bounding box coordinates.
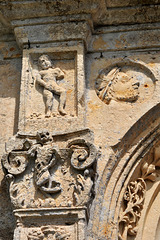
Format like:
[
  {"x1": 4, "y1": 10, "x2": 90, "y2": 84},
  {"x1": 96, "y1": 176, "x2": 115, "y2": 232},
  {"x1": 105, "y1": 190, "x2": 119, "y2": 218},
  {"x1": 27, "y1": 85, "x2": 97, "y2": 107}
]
[
  {"x1": 2, "y1": 129, "x2": 97, "y2": 210},
  {"x1": 26, "y1": 226, "x2": 71, "y2": 240},
  {"x1": 18, "y1": 43, "x2": 85, "y2": 134},
  {"x1": 95, "y1": 59, "x2": 156, "y2": 105},
  {"x1": 29, "y1": 53, "x2": 74, "y2": 118},
  {"x1": 86, "y1": 53, "x2": 160, "y2": 148},
  {"x1": 13, "y1": 208, "x2": 86, "y2": 240}
]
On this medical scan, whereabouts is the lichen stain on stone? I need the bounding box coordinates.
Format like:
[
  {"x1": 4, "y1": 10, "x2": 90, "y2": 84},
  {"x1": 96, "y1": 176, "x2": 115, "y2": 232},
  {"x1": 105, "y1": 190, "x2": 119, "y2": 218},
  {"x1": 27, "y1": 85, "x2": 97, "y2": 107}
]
[
  {"x1": 0, "y1": 43, "x2": 5, "y2": 52},
  {"x1": 15, "y1": 54, "x2": 22, "y2": 58},
  {"x1": 115, "y1": 34, "x2": 130, "y2": 49},
  {"x1": 148, "y1": 62, "x2": 156, "y2": 67},
  {"x1": 67, "y1": 89, "x2": 73, "y2": 95},
  {"x1": 103, "y1": 222, "x2": 115, "y2": 236},
  {"x1": 88, "y1": 101, "x2": 101, "y2": 111},
  {"x1": 120, "y1": 34, "x2": 130, "y2": 46},
  {"x1": 9, "y1": 47, "x2": 15, "y2": 52},
  {"x1": 92, "y1": 36, "x2": 109, "y2": 50}
]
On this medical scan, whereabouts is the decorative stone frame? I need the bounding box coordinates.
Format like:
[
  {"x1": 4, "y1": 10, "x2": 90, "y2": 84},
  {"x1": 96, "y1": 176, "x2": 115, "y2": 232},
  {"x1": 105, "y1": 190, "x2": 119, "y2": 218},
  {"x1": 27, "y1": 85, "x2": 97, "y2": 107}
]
[
  {"x1": 14, "y1": 207, "x2": 87, "y2": 240},
  {"x1": 18, "y1": 42, "x2": 85, "y2": 134}
]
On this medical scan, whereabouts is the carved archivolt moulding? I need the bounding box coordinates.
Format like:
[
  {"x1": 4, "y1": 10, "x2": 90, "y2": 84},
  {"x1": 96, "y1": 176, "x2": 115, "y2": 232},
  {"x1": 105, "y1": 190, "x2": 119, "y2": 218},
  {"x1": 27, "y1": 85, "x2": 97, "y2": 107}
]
[
  {"x1": 88, "y1": 109, "x2": 160, "y2": 240},
  {"x1": 119, "y1": 150, "x2": 160, "y2": 240}
]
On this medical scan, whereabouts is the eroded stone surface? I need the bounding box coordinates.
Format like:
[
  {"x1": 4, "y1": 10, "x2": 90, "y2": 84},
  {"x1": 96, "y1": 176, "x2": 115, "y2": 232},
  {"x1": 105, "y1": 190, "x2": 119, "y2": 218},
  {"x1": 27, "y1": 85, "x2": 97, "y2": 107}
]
[{"x1": 1, "y1": 2, "x2": 160, "y2": 240}]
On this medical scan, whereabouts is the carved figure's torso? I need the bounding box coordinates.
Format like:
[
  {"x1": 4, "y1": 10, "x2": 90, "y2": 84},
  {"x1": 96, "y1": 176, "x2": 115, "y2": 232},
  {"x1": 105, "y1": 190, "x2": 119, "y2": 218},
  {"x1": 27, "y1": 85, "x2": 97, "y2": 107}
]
[{"x1": 39, "y1": 68, "x2": 58, "y2": 84}]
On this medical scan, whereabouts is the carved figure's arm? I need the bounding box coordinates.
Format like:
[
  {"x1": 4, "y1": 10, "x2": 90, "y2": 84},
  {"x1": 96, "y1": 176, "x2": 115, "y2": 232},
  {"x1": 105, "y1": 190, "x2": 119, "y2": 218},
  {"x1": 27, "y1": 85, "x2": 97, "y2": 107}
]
[
  {"x1": 36, "y1": 73, "x2": 54, "y2": 92},
  {"x1": 52, "y1": 67, "x2": 65, "y2": 80},
  {"x1": 27, "y1": 144, "x2": 38, "y2": 158},
  {"x1": 36, "y1": 73, "x2": 47, "y2": 88}
]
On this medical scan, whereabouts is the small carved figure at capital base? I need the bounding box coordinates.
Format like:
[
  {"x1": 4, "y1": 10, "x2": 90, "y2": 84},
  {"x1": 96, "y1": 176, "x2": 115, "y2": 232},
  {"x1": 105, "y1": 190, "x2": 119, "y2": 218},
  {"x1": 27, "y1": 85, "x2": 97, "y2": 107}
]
[
  {"x1": 35, "y1": 54, "x2": 67, "y2": 117},
  {"x1": 95, "y1": 67, "x2": 140, "y2": 104},
  {"x1": 68, "y1": 139, "x2": 97, "y2": 207},
  {"x1": 74, "y1": 169, "x2": 94, "y2": 206}
]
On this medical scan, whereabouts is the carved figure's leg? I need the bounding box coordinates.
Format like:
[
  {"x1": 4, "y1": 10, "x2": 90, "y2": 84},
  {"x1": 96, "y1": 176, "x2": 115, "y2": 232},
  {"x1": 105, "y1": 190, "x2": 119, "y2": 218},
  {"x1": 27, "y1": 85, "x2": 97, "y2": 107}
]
[
  {"x1": 51, "y1": 84, "x2": 67, "y2": 116},
  {"x1": 59, "y1": 88, "x2": 67, "y2": 116},
  {"x1": 43, "y1": 89, "x2": 53, "y2": 117}
]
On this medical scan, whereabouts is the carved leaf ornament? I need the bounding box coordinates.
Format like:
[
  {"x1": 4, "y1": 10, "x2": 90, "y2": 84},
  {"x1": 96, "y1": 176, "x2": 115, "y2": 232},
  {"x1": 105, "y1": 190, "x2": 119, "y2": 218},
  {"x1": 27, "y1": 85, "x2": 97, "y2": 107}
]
[
  {"x1": 119, "y1": 156, "x2": 160, "y2": 239},
  {"x1": 119, "y1": 178, "x2": 146, "y2": 238}
]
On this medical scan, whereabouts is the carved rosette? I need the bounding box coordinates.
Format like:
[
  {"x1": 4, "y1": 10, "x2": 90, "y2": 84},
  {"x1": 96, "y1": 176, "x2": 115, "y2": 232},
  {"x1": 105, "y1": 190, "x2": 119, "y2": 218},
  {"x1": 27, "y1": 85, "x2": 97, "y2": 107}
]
[{"x1": 1, "y1": 130, "x2": 97, "y2": 210}]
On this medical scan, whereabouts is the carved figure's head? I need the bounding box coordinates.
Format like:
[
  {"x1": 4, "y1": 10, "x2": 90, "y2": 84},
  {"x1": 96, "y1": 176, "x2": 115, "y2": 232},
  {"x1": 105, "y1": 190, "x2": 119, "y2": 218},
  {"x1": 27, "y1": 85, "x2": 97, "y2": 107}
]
[
  {"x1": 36, "y1": 130, "x2": 52, "y2": 144},
  {"x1": 38, "y1": 55, "x2": 52, "y2": 70},
  {"x1": 95, "y1": 67, "x2": 140, "y2": 104}
]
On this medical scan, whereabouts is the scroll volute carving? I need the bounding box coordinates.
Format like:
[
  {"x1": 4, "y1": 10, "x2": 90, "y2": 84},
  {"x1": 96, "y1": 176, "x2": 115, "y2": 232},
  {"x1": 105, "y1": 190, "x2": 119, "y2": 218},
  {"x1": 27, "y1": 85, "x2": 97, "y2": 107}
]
[
  {"x1": 68, "y1": 138, "x2": 97, "y2": 170},
  {"x1": 2, "y1": 152, "x2": 28, "y2": 176},
  {"x1": 1, "y1": 138, "x2": 32, "y2": 175},
  {"x1": 67, "y1": 139, "x2": 97, "y2": 207}
]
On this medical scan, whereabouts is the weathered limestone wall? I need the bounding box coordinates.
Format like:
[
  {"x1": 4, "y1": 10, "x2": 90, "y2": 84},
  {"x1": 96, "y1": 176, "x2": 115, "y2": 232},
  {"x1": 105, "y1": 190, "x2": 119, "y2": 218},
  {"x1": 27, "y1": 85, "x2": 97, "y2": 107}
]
[
  {"x1": 1, "y1": 1, "x2": 160, "y2": 240},
  {"x1": 0, "y1": 36, "x2": 21, "y2": 239}
]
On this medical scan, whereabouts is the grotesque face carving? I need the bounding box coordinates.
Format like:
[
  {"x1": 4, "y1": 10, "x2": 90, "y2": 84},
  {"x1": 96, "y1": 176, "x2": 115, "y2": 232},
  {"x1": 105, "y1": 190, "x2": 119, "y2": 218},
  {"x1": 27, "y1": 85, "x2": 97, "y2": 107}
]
[
  {"x1": 95, "y1": 67, "x2": 140, "y2": 104},
  {"x1": 36, "y1": 130, "x2": 52, "y2": 144},
  {"x1": 38, "y1": 55, "x2": 52, "y2": 70}
]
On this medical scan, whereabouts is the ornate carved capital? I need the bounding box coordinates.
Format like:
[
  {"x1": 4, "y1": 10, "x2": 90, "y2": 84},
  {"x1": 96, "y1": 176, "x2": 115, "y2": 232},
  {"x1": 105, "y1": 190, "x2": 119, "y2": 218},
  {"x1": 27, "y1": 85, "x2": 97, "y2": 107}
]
[
  {"x1": 2, "y1": 129, "x2": 97, "y2": 210},
  {"x1": 2, "y1": 129, "x2": 97, "y2": 239}
]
